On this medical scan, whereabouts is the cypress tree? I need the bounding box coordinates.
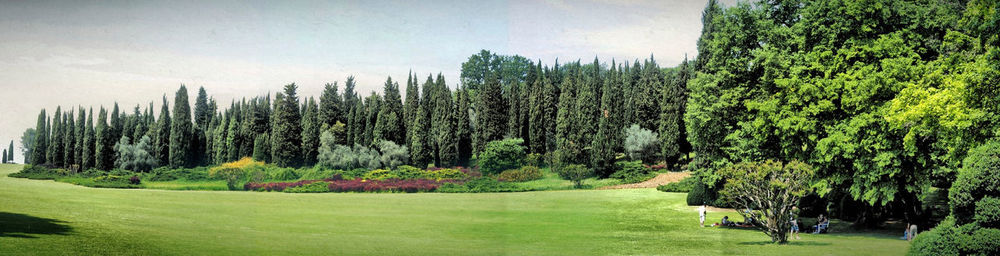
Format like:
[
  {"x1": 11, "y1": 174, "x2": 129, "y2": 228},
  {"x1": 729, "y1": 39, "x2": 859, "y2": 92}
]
[
  {"x1": 555, "y1": 65, "x2": 581, "y2": 165},
  {"x1": 63, "y1": 110, "x2": 76, "y2": 168},
  {"x1": 342, "y1": 76, "x2": 358, "y2": 144},
  {"x1": 403, "y1": 73, "x2": 420, "y2": 149},
  {"x1": 48, "y1": 106, "x2": 63, "y2": 167},
  {"x1": 409, "y1": 106, "x2": 431, "y2": 168},
  {"x1": 9, "y1": 141, "x2": 14, "y2": 163},
  {"x1": 477, "y1": 72, "x2": 507, "y2": 152},
  {"x1": 253, "y1": 133, "x2": 270, "y2": 163},
  {"x1": 82, "y1": 108, "x2": 94, "y2": 170},
  {"x1": 3, "y1": 149, "x2": 7, "y2": 163},
  {"x1": 576, "y1": 58, "x2": 601, "y2": 150},
  {"x1": 192, "y1": 87, "x2": 211, "y2": 166},
  {"x1": 375, "y1": 77, "x2": 404, "y2": 145},
  {"x1": 225, "y1": 111, "x2": 241, "y2": 162},
  {"x1": 153, "y1": 96, "x2": 171, "y2": 166},
  {"x1": 659, "y1": 57, "x2": 689, "y2": 167},
  {"x1": 528, "y1": 63, "x2": 547, "y2": 154},
  {"x1": 455, "y1": 86, "x2": 473, "y2": 165},
  {"x1": 351, "y1": 102, "x2": 365, "y2": 146},
  {"x1": 319, "y1": 82, "x2": 343, "y2": 128},
  {"x1": 194, "y1": 87, "x2": 212, "y2": 129},
  {"x1": 363, "y1": 93, "x2": 381, "y2": 147},
  {"x1": 434, "y1": 74, "x2": 458, "y2": 166},
  {"x1": 623, "y1": 60, "x2": 642, "y2": 127},
  {"x1": 543, "y1": 65, "x2": 560, "y2": 152},
  {"x1": 169, "y1": 85, "x2": 192, "y2": 168},
  {"x1": 270, "y1": 83, "x2": 303, "y2": 167},
  {"x1": 301, "y1": 97, "x2": 320, "y2": 167},
  {"x1": 506, "y1": 80, "x2": 521, "y2": 139},
  {"x1": 95, "y1": 107, "x2": 112, "y2": 170},
  {"x1": 636, "y1": 57, "x2": 663, "y2": 131},
  {"x1": 592, "y1": 61, "x2": 622, "y2": 177},
  {"x1": 111, "y1": 103, "x2": 122, "y2": 145},
  {"x1": 75, "y1": 107, "x2": 85, "y2": 166},
  {"x1": 420, "y1": 75, "x2": 437, "y2": 162},
  {"x1": 212, "y1": 113, "x2": 228, "y2": 164},
  {"x1": 31, "y1": 110, "x2": 47, "y2": 165}
]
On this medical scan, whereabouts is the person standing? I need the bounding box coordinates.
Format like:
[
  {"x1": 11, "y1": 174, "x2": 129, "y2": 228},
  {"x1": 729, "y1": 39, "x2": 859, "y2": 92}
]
[
  {"x1": 790, "y1": 217, "x2": 800, "y2": 239},
  {"x1": 699, "y1": 204, "x2": 707, "y2": 227}
]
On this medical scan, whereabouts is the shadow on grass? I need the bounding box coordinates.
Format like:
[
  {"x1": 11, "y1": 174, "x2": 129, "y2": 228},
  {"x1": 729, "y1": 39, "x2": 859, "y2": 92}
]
[
  {"x1": 739, "y1": 240, "x2": 832, "y2": 246},
  {"x1": 0, "y1": 212, "x2": 73, "y2": 238}
]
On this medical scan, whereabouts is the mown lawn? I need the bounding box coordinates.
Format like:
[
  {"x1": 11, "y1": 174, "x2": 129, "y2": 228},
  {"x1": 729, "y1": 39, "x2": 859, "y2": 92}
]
[{"x1": 0, "y1": 164, "x2": 909, "y2": 255}]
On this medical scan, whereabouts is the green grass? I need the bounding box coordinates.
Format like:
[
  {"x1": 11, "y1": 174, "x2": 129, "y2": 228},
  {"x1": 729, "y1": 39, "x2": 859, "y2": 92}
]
[
  {"x1": 515, "y1": 167, "x2": 622, "y2": 190},
  {"x1": 0, "y1": 164, "x2": 909, "y2": 255}
]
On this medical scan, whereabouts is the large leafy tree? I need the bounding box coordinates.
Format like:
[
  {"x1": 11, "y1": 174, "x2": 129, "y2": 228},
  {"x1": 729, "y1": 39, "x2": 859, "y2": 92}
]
[{"x1": 271, "y1": 83, "x2": 303, "y2": 167}]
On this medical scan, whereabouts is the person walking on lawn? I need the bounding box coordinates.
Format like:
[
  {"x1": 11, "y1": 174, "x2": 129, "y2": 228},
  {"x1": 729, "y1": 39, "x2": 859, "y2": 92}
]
[{"x1": 698, "y1": 204, "x2": 706, "y2": 227}]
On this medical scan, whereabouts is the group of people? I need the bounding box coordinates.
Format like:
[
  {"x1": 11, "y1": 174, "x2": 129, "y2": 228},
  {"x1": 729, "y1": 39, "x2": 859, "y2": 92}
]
[{"x1": 697, "y1": 205, "x2": 922, "y2": 242}]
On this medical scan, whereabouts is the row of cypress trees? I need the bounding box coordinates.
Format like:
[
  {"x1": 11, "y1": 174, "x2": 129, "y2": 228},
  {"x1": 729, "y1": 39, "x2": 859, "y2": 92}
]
[{"x1": 25, "y1": 53, "x2": 691, "y2": 175}]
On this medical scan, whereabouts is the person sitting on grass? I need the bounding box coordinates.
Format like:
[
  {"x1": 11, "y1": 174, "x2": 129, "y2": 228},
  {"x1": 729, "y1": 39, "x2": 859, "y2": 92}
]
[
  {"x1": 812, "y1": 215, "x2": 829, "y2": 234},
  {"x1": 721, "y1": 216, "x2": 734, "y2": 226}
]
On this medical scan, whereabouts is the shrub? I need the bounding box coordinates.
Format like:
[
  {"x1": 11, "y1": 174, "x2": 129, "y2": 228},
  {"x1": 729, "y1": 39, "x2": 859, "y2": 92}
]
[
  {"x1": 394, "y1": 165, "x2": 425, "y2": 180},
  {"x1": 317, "y1": 140, "x2": 383, "y2": 170},
  {"x1": 269, "y1": 167, "x2": 300, "y2": 181},
  {"x1": 496, "y1": 166, "x2": 543, "y2": 182},
  {"x1": 554, "y1": 164, "x2": 592, "y2": 188},
  {"x1": 975, "y1": 197, "x2": 1000, "y2": 228},
  {"x1": 425, "y1": 168, "x2": 469, "y2": 181},
  {"x1": 9, "y1": 165, "x2": 65, "y2": 180},
  {"x1": 525, "y1": 153, "x2": 544, "y2": 167},
  {"x1": 717, "y1": 160, "x2": 815, "y2": 243},
  {"x1": 147, "y1": 166, "x2": 210, "y2": 181},
  {"x1": 623, "y1": 124, "x2": 659, "y2": 163},
  {"x1": 210, "y1": 167, "x2": 244, "y2": 190},
  {"x1": 129, "y1": 176, "x2": 141, "y2": 185},
  {"x1": 687, "y1": 179, "x2": 710, "y2": 205},
  {"x1": 949, "y1": 141, "x2": 1000, "y2": 224},
  {"x1": 478, "y1": 138, "x2": 525, "y2": 174},
  {"x1": 658, "y1": 176, "x2": 697, "y2": 193},
  {"x1": 327, "y1": 179, "x2": 442, "y2": 193},
  {"x1": 284, "y1": 181, "x2": 331, "y2": 193},
  {"x1": 245, "y1": 180, "x2": 320, "y2": 192},
  {"x1": 378, "y1": 140, "x2": 409, "y2": 169},
  {"x1": 611, "y1": 161, "x2": 653, "y2": 183},
  {"x1": 113, "y1": 135, "x2": 157, "y2": 172},
  {"x1": 298, "y1": 167, "x2": 342, "y2": 180},
  {"x1": 362, "y1": 169, "x2": 398, "y2": 181}
]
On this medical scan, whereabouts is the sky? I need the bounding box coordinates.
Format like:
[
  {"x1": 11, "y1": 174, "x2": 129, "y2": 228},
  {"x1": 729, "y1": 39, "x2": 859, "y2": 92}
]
[{"x1": 0, "y1": 0, "x2": 734, "y2": 163}]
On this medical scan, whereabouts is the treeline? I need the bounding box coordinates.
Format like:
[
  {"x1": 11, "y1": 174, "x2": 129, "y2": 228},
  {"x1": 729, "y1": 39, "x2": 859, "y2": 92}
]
[
  {"x1": 686, "y1": 0, "x2": 999, "y2": 226},
  {"x1": 22, "y1": 52, "x2": 691, "y2": 177}
]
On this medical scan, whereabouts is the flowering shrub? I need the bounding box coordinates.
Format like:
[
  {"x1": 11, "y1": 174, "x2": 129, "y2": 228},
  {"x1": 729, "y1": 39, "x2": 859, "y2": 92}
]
[
  {"x1": 244, "y1": 179, "x2": 321, "y2": 192},
  {"x1": 129, "y1": 175, "x2": 141, "y2": 185},
  {"x1": 645, "y1": 163, "x2": 668, "y2": 172},
  {"x1": 496, "y1": 166, "x2": 543, "y2": 182},
  {"x1": 425, "y1": 168, "x2": 469, "y2": 181}
]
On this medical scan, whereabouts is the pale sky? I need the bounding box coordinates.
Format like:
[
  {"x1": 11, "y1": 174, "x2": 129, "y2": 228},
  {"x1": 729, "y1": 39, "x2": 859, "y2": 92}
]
[{"x1": 0, "y1": 0, "x2": 733, "y2": 163}]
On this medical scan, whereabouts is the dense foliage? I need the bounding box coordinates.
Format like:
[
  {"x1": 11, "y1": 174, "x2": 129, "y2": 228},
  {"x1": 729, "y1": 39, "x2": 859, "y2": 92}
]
[
  {"x1": 718, "y1": 160, "x2": 815, "y2": 243},
  {"x1": 477, "y1": 138, "x2": 525, "y2": 175}
]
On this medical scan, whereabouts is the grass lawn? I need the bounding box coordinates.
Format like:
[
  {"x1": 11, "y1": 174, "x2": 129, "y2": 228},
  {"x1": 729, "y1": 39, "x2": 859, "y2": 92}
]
[{"x1": 0, "y1": 164, "x2": 909, "y2": 255}]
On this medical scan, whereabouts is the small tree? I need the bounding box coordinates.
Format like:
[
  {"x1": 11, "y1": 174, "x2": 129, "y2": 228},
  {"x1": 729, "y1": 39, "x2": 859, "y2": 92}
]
[
  {"x1": 623, "y1": 124, "x2": 658, "y2": 163},
  {"x1": 718, "y1": 160, "x2": 815, "y2": 244},
  {"x1": 555, "y1": 164, "x2": 592, "y2": 188},
  {"x1": 478, "y1": 138, "x2": 526, "y2": 174},
  {"x1": 378, "y1": 140, "x2": 409, "y2": 169},
  {"x1": 113, "y1": 135, "x2": 157, "y2": 172}
]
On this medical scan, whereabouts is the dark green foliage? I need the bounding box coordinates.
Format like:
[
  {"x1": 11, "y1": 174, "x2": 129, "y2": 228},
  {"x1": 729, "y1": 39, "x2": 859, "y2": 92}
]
[
  {"x1": 528, "y1": 64, "x2": 548, "y2": 154},
  {"x1": 153, "y1": 96, "x2": 170, "y2": 166},
  {"x1": 319, "y1": 82, "x2": 343, "y2": 127},
  {"x1": 657, "y1": 176, "x2": 697, "y2": 193},
  {"x1": 476, "y1": 72, "x2": 507, "y2": 153},
  {"x1": 455, "y1": 87, "x2": 473, "y2": 165},
  {"x1": 31, "y1": 110, "x2": 47, "y2": 165},
  {"x1": 3, "y1": 149, "x2": 7, "y2": 163},
  {"x1": 611, "y1": 161, "x2": 654, "y2": 184},
  {"x1": 975, "y1": 197, "x2": 1000, "y2": 228},
  {"x1": 81, "y1": 109, "x2": 94, "y2": 170},
  {"x1": 554, "y1": 164, "x2": 591, "y2": 188},
  {"x1": 48, "y1": 106, "x2": 63, "y2": 167},
  {"x1": 403, "y1": 74, "x2": 420, "y2": 148},
  {"x1": 433, "y1": 74, "x2": 457, "y2": 166},
  {"x1": 555, "y1": 65, "x2": 582, "y2": 166},
  {"x1": 949, "y1": 141, "x2": 1000, "y2": 224},
  {"x1": 592, "y1": 61, "x2": 622, "y2": 177},
  {"x1": 301, "y1": 97, "x2": 320, "y2": 167},
  {"x1": 271, "y1": 84, "x2": 303, "y2": 167},
  {"x1": 95, "y1": 108, "x2": 113, "y2": 171},
  {"x1": 575, "y1": 58, "x2": 601, "y2": 155},
  {"x1": 687, "y1": 179, "x2": 710, "y2": 206},
  {"x1": 409, "y1": 106, "x2": 431, "y2": 168},
  {"x1": 374, "y1": 76, "x2": 405, "y2": 145},
  {"x1": 21, "y1": 128, "x2": 36, "y2": 164},
  {"x1": 63, "y1": 110, "x2": 75, "y2": 168},
  {"x1": 252, "y1": 133, "x2": 270, "y2": 163},
  {"x1": 169, "y1": 85, "x2": 192, "y2": 168},
  {"x1": 477, "y1": 138, "x2": 525, "y2": 175},
  {"x1": 659, "y1": 58, "x2": 690, "y2": 167}
]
